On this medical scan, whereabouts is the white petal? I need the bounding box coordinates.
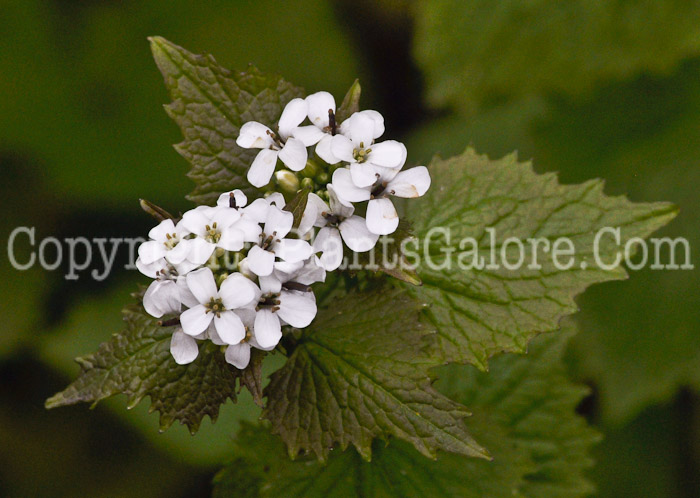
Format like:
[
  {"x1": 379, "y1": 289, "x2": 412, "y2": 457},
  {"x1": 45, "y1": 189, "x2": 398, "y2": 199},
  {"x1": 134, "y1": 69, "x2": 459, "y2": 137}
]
[
  {"x1": 340, "y1": 110, "x2": 384, "y2": 139},
  {"x1": 219, "y1": 273, "x2": 258, "y2": 309},
  {"x1": 164, "y1": 239, "x2": 190, "y2": 265},
  {"x1": 273, "y1": 238, "x2": 312, "y2": 263},
  {"x1": 313, "y1": 227, "x2": 343, "y2": 271},
  {"x1": 264, "y1": 206, "x2": 294, "y2": 239},
  {"x1": 237, "y1": 121, "x2": 274, "y2": 149},
  {"x1": 242, "y1": 198, "x2": 270, "y2": 224},
  {"x1": 225, "y1": 342, "x2": 251, "y2": 369},
  {"x1": 249, "y1": 336, "x2": 276, "y2": 352},
  {"x1": 186, "y1": 267, "x2": 217, "y2": 303},
  {"x1": 278, "y1": 292, "x2": 317, "y2": 328},
  {"x1": 350, "y1": 162, "x2": 378, "y2": 188},
  {"x1": 180, "y1": 207, "x2": 211, "y2": 237},
  {"x1": 246, "y1": 245, "x2": 275, "y2": 276},
  {"x1": 138, "y1": 240, "x2": 166, "y2": 265},
  {"x1": 187, "y1": 237, "x2": 215, "y2": 265},
  {"x1": 346, "y1": 112, "x2": 375, "y2": 148},
  {"x1": 214, "y1": 311, "x2": 246, "y2": 344},
  {"x1": 180, "y1": 304, "x2": 213, "y2": 336},
  {"x1": 359, "y1": 110, "x2": 385, "y2": 138},
  {"x1": 218, "y1": 228, "x2": 245, "y2": 252},
  {"x1": 254, "y1": 309, "x2": 282, "y2": 348},
  {"x1": 174, "y1": 259, "x2": 198, "y2": 276},
  {"x1": 291, "y1": 258, "x2": 326, "y2": 285},
  {"x1": 170, "y1": 330, "x2": 199, "y2": 365},
  {"x1": 176, "y1": 276, "x2": 200, "y2": 308},
  {"x1": 232, "y1": 218, "x2": 263, "y2": 242},
  {"x1": 143, "y1": 280, "x2": 181, "y2": 318},
  {"x1": 148, "y1": 219, "x2": 176, "y2": 242},
  {"x1": 211, "y1": 206, "x2": 242, "y2": 228},
  {"x1": 290, "y1": 125, "x2": 325, "y2": 146},
  {"x1": 374, "y1": 165, "x2": 401, "y2": 184},
  {"x1": 207, "y1": 321, "x2": 226, "y2": 345},
  {"x1": 278, "y1": 98, "x2": 308, "y2": 139},
  {"x1": 217, "y1": 189, "x2": 248, "y2": 208},
  {"x1": 386, "y1": 166, "x2": 431, "y2": 198},
  {"x1": 315, "y1": 134, "x2": 340, "y2": 164},
  {"x1": 248, "y1": 149, "x2": 279, "y2": 188},
  {"x1": 330, "y1": 135, "x2": 355, "y2": 163},
  {"x1": 266, "y1": 192, "x2": 286, "y2": 208},
  {"x1": 278, "y1": 138, "x2": 307, "y2": 171},
  {"x1": 259, "y1": 274, "x2": 282, "y2": 294},
  {"x1": 297, "y1": 198, "x2": 318, "y2": 237},
  {"x1": 326, "y1": 184, "x2": 354, "y2": 219},
  {"x1": 273, "y1": 259, "x2": 304, "y2": 278},
  {"x1": 307, "y1": 193, "x2": 331, "y2": 227},
  {"x1": 331, "y1": 168, "x2": 371, "y2": 206},
  {"x1": 339, "y1": 215, "x2": 380, "y2": 252},
  {"x1": 368, "y1": 140, "x2": 407, "y2": 169},
  {"x1": 136, "y1": 257, "x2": 164, "y2": 278},
  {"x1": 366, "y1": 198, "x2": 399, "y2": 235},
  {"x1": 306, "y1": 91, "x2": 335, "y2": 129}
]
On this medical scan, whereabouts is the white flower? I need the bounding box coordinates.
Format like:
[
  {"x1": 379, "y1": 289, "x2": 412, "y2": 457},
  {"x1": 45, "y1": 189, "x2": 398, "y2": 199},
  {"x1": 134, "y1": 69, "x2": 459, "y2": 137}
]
[
  {"x1": 137, "y1": 219, "x2": 196, "y2": 270},
  {"x1": 142, "y1": 273, "x2": 198, "y2": 318},
  {"x1": 179, "y1": 267, "x2": 258, "y2": 344},
  {"x1": 180, "y1": 205, "x2": 252, "y2": 263},
  {"x1": 223, "y1": 308, "x2": 275, "y2": 369},
  {"x1": 326, "y1": 111, "x2": 404, "y2": 189},
  {"x1": 316, "y1": 108, "x2": 386, "y2": 165},
  {"x1": 365, "y1": 166, "x2": 431, "y2": 235},
  {"x1": 309, "y1": 186, "x2": 378, "y2": 270},
  {"x1": 246, "y1": 272, "x2": 318, "y2": 350},
  {"x1": 243, "y1": 205, "x2": 312, "y2": 277},
  {"x1": 236, "y1": 98, "x2": 311, "y2": 187}
]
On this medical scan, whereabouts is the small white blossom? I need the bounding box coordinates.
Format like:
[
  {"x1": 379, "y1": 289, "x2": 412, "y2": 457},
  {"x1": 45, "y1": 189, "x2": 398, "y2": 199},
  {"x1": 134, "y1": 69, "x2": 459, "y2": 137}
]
[
  {"x1": 243, "y1": 204, "x2": 312, "y2": 277},
  {"x1": 245, "y1": 269, "x2": 318, "y2": 349},
  {"x1": 137, "y1": 219, "x2": 200, "y2": 272},
  {"x1": 236, "y1": 98, "x2": 311, "y2": 187},
  {"x1": 365, "y1": 166, "x2": 431, "y2": 235},
  {"x1": 223, "y1": 308, "x2": 275, "y2": 369},
  {"x1": 309, "y1": 186, "x2": 378, "y2": 270},
  {"x1": 180, "y1": 205, "x2": 256, "y2": 263},
  {"x1": 179, "y1": 267, "x2": 258, "y2": 344}
]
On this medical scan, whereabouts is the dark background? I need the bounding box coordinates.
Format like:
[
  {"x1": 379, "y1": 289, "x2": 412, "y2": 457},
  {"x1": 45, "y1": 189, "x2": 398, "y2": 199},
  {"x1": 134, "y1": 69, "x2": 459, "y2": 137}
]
[{"x1": 1, "y1": 1, "x2": 699, "y2": 496}]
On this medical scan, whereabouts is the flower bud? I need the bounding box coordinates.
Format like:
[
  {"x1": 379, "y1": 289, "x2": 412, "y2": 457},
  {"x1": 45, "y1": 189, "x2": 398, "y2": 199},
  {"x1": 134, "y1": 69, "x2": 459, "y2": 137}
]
[{"x1": 275, "y1": 170, "x2": 300, "y2": 194}]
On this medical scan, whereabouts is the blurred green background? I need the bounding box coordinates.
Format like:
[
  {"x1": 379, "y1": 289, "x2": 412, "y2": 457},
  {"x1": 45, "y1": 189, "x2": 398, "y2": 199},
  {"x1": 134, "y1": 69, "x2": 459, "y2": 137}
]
[{"x1": 1, "y1": 0, "x2": 698, "y2": 496}]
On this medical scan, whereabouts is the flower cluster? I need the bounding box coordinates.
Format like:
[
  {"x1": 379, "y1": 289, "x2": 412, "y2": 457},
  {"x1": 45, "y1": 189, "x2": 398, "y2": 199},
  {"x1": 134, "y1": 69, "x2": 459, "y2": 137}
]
[
  {"x1": 238, "y1": 91, "x2": 431, "y2": 270},
  {"x1": 136, "y1": 90, "x2": 429, "y2": 368}
]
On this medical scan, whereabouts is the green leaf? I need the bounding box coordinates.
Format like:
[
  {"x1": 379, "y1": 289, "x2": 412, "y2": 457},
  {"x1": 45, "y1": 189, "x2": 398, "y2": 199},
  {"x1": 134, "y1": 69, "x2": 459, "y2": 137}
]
[
  {"x1": 216, "y1": 324, "x2": 598, "y2": 497},
  {"x1": 335, "y1": 79, "x2": 361, "y2": 124},
  {"x1": 283, "y1": 186, "x2": 311, "y2": 230},
  {"x1": 263, "y1": 288, "x2": 488, "y2": 462},
  {"x1": 414, "y1": 0, "x2": 700, "y2": 111},
  {"x1": 45, "y1": 300, "x2": 255, "y2": 434},
  {"x1": 150, "y1": 36, "x2": 304, "y2": 205},
  {"x1": 405, "y1": 149, "x2": 676, "y2": 369}
]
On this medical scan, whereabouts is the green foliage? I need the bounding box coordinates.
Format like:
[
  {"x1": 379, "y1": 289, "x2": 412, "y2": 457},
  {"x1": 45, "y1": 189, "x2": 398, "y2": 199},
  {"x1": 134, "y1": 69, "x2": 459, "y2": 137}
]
[
  {"x1": 406, "y1": 57, "x2": 700, "y2": 424},
  {"x1": 151, "y1": 37, "x2": 304, "y2": 205},
  {"x1": 414, "y1": 0, "x2": 700, "y2": 111},
  {"x1": 214, "y1": 325, "x2": 598, "y2": 497},
  {"x1": 405, "y1": 148, "x2": 676, "y2": 369},
  {"x1": 263, "y1": 288, "x2": 487, "y2": 462},
  {"x1": 46, "y1": 300, "x2": 258, "y2": 434}
]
